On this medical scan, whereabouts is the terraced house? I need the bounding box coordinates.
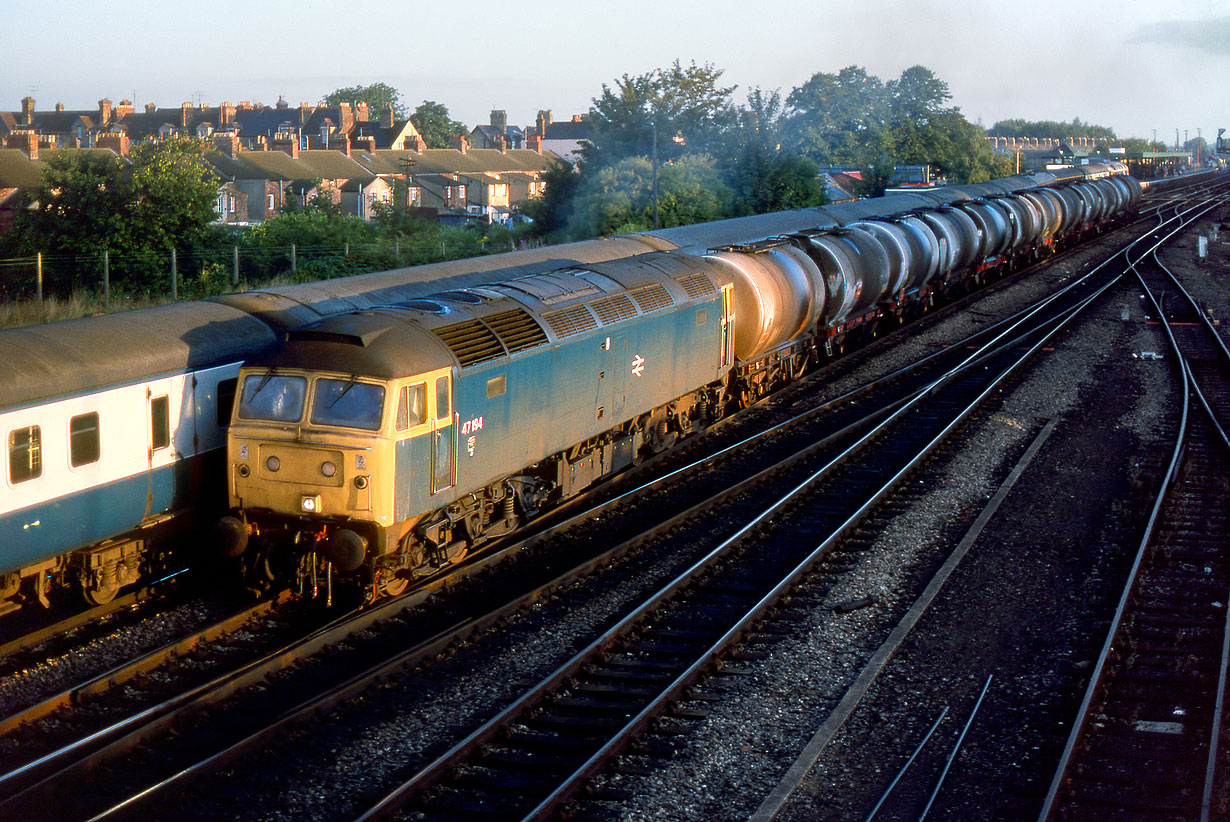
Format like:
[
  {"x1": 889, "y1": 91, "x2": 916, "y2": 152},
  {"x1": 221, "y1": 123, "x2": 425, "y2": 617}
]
[{"x1": 1, "y1": 96, "x2": 566, "y2": 225}]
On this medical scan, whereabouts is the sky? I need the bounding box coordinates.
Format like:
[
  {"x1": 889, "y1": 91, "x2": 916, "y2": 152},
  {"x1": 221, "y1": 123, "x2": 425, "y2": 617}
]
[{"x1": 2, "y1": 0, "x2": 1227, "y2": 147}]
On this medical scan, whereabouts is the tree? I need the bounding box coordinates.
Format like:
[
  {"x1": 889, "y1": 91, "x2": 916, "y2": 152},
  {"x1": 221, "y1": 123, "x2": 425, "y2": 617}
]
[
  {"x1": 987, "y1": 118, "x2": 1116, "y2": 141},
  {"x1": 410, "y1": 101, "x2": 468, "y2": 149},
  {"x1": 325, "y1": 83, "x2": 406, "y2": 119},
  {"x1": 128, "y1": 138, "x2": 220, "y2": 255},
  {"x1": 9, "y1": 150, "x2": 132, "y2": 260},
  {"x1": 784, "y1": 66, "x2": 892, "y2": 165},
  {"x1": 568, "y1": 153, "x2": 732, "y2": 238},
  {"x1": 722, "y1": 88, "x2": 828, "y2": 214},
  {"x1": 519, "y1": 161, "x2": 582, "y2": 241},
  {"x1": 5, "y1": 139, "x2": 220, "y2": 292},
  {"x1": 583, "y1": 60, "x2": 738, "y2": 168},
  {"x1": 887, "y1": 66, "x2": 951, "y2": 126}
]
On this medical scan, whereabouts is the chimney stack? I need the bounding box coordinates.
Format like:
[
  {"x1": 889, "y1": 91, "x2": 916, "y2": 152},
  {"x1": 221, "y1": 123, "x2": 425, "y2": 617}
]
[
  {"x1": 381, "y1": 103, "x2": 394, "y2": 129},
  {"x1": 448, "y1": 134, "x2": 468, "y2": 154},
  {"x1": 7, "y1": 128, "x2": 37, "y2": 159},
  {"x1": 181, "y1": 102, "x2": 193, "y2": 127},
  {"x1": 145, "y1": 102, "x2": 158, "y2": 114},
  {"x1": 115, "y1": 99, "x2": 133, "y2": 119},
  {"x1": 55, "y1": 102, "x2": 64, "y2": 112},
  {"x1": 21, "y1": 96, "x2": 34, "y2": 125},
  {"x1": 536, "y1": 109, "x2": 552, "y2": 137},
  {"x1": 96, "y1": 131, "x2": 130, "y2": 157},
  {"x1": 526, "y1": 135, "x2": 543, "y2": 154},
  {"x1": 213, "y1": 132, "x2": 241, "y2": 158},
  {"x1": 220, "y1": 101, "x2": 236, "y2": 125},
  {"x1": 356, "y1": 101, "x2": 369, "y2": 122}
]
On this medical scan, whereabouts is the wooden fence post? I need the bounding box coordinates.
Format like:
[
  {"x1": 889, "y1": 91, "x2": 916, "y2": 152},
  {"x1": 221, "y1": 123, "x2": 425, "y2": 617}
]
[{"x1": 171, "y1": 248, "x2": 178, "y2": 301}]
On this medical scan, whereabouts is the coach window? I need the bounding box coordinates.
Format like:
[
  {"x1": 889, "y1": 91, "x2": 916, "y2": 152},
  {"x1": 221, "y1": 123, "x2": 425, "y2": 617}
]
[
  {"x1": 70, "y1": 413, "x2": 101, "y2": 467},
  {"x1": 151, "y1": 395, "x2": 170, "y2": 450},
  {"x1": 9, "y1": 426, "x2": 41, "y2": 484},
  {"x1": 396, "y1": 382, "x2": 427, "y2": 431}
]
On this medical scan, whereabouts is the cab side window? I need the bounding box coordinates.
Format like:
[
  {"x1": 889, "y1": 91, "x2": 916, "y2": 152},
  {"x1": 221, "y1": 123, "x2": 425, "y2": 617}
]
[
  {"x1": 435, "y1": 377, "x2": 450, "y2": 421},
  {"x1": 9, "y1": 426, "x2": 41, "y2": 483},
  {"x1": 396, "y1": 383, "x2": 427, "y2": 431}
]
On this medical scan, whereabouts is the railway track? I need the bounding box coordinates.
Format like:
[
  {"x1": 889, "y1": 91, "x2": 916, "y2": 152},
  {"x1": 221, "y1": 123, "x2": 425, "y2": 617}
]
[
  {"x1": 0, "y1": 223, "x2": 1142, "y2": 821},
  {"x1": 0, "y1": 178, "x2": 1210, "y2": 817},
  {"x1": 1039, "y1": 194, "x2": 1230, "y2": 821},
  {"x1": 347, "y1": 257, "x2": 1122, "y2": 819}
]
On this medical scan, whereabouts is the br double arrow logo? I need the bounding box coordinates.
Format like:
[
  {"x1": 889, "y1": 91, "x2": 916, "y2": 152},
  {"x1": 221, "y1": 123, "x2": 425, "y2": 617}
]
[{"x1": 631, "y1": 354, "x2": 645, "y2": 377}]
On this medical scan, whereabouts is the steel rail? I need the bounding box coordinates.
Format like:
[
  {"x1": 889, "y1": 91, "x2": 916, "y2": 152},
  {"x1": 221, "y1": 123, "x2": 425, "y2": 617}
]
[
  {"x1": 356, "y1": 245, "x2": 1116, "y2": 820},
  {"x1": 1036, "y1": 190, "x2": 1229, "y2": 821}
]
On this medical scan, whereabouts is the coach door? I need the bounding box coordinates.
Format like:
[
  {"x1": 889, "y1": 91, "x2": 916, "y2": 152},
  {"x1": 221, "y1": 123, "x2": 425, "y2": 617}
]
[{"x1": 431, "y1": 374, "x2": 456, "y2": 494}]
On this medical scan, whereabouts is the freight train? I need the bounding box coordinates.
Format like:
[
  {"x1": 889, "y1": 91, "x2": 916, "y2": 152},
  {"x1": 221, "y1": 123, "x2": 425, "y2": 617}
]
[{"x1": 212, "y1": 162, "x2": 1142, "y2": 601}]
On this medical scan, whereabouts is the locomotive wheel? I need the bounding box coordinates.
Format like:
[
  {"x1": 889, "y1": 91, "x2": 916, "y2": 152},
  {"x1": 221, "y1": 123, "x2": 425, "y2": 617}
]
[
  {"x1": 83, "y1": 580, "x2": 118, "y2": 606},
  {"x1": 376, "y1": 568, "x2": 409, "y2": 598}
]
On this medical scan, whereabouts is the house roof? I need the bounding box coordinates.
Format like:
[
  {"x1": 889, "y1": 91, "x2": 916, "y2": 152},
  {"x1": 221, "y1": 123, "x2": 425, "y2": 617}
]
[
  {"x1": 0, "y1": 149, "x2": 42, "y2": 187},
  {"x1": 544, "y1": 120, "x2": 590, "y2": 140},
  {"x1": 460, "y1": 172, "x2": 505, "y2": 186},
  {"x1": 363, "y1": 148, "x2": 562, "y2": 177},
  {"x1": 298, "y1": 150, "x2": 375, "y2": 181}
]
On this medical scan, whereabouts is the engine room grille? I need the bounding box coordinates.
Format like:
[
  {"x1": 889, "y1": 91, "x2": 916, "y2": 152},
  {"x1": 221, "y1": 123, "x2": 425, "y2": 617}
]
[
  {"x1": 676, "y1": 272, "x2": 716, "y2": 299},
  {"x1": 542, "y1": 305, "x2": 598, "y2": 338},
  {"x1": 484, "y1": 309, "x2": 549, "y2": 354},
  {"x1": 629, "y1": 284, "x2": 674, "y2": 313},
  {"x1": 434, "y1": 320, "x2": 504, "y2": 367},
  {"x1": 589, "y1": 294, "x2": 638, "y2": 325}
]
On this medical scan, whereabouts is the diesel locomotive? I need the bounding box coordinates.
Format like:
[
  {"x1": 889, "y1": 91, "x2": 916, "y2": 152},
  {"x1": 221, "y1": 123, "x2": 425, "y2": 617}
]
[{"x1": 215, "y1": 162, "x2": 1142, "y2": 600}]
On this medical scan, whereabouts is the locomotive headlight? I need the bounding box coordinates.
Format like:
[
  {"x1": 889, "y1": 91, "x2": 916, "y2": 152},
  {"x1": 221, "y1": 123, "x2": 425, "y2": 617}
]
[
  {"x1": 237, "y1": 464, "x2": 250, "y2": 478},
  {"x1": 301, "y1": 495, "x2": 321, "y2": 513},
  {"x1": 266, "y1": 456, "x2": 281, "y2": 472},
  {"x1": 354, "y1": 475, "x2": 369, "y2": 490},
  {"x1": 321, "y1": 461, "x2": 337, "y2": 478}
]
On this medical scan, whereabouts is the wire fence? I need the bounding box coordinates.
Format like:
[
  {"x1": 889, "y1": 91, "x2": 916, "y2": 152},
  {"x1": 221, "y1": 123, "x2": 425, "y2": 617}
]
[{"x1": 0, "y1": 236, "x2": 540, "y2": 306}]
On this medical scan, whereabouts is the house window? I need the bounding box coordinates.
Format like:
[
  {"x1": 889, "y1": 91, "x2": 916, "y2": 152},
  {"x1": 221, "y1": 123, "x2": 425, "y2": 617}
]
[
  {"x1": 70, "y1": 413, "x2": 101, "y2": 467},
  {"x1": 228, "y1": 195, "x2": 236, "y2": 213},
  {"x1": 9, "y1": 426, "x2": 41, "y2": 483},
  {"x1": 267, "y1": 194, "x2": 275, "y2": 211},
  {"x1": 408, "y1": 187, "x2": 420, "y2": 204}
]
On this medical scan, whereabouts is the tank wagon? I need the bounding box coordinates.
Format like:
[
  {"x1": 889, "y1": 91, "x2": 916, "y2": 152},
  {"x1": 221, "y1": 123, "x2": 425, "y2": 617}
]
[
  {"x1": 217, "y1": 163, "x2": 1141, "y2": 599},
  {"x1": 0, "y1": 235, "x2": 681, "y2": 613}
]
